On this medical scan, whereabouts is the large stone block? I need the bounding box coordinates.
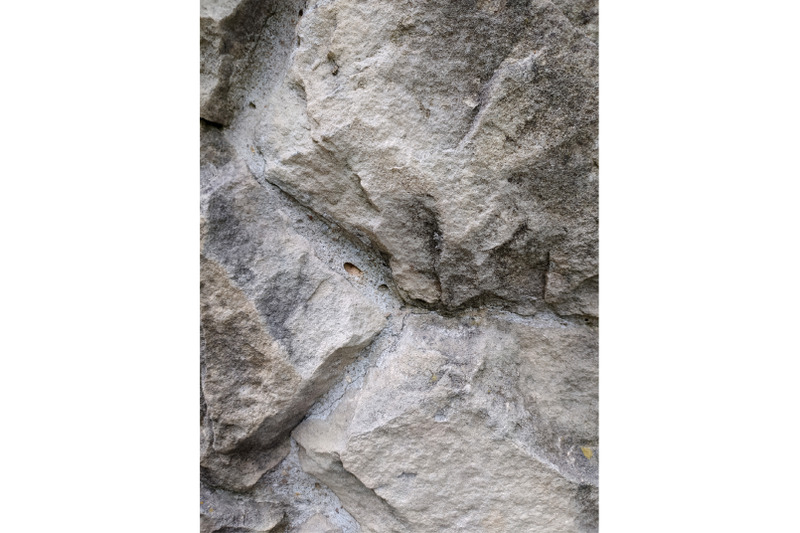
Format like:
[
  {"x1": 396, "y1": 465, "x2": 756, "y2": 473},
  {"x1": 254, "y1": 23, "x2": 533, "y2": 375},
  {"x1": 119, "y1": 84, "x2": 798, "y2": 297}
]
[
  {"x1": 201, "y1": 124, "x2": 387, "y2": 491},
  {"x1": 294, "y1": 312, "x2": 598, "y2": 532}
]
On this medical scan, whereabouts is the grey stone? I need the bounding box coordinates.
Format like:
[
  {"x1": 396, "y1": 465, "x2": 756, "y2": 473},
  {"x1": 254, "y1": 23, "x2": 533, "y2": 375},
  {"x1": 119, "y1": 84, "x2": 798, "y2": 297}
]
[
  {"x1": 201, "y1": 0, "x2": 306, "y2": 126},
  {"x1": 551, "y1": 0, "x2": 599, "y2": 43},
  {"x1": 200, "y1": 482, "x2": 285, "y2": 533},
  {"x1": 245, "y1": 0, "x2": 597, "y2": 315},
  {"x1": 201, "y1": 441, "x2": 362, "y2": 533},
  {"x1": 296, "y1": 513, "x2": 341, "y2": 533},
  {"x1": 201, "y1": 123, "x2": 387, "y2": 491},
  {"x1": 293, "y1": 311, "x2": 598, "y2": 532},
  {"x1": 200, "y1": 0, "x2": 598, "y2": 529}
]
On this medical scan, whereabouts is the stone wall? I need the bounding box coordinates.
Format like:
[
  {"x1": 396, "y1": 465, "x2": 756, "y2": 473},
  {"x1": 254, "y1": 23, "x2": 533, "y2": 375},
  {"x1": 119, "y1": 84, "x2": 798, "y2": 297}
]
[{"x1": 200, "y1": 1, "x2": 598, "y2": 530}]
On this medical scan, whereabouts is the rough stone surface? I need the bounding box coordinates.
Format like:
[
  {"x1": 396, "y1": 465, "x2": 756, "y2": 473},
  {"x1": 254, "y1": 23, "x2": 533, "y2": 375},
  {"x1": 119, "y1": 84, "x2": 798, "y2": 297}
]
[
  {"x1": 200, "y1": 0, "x2": 598, "y2": 530},
  {"x1": 247, "y1": 0, "x2": 598, "y2": 314},
  {"x1": 294, "y1": 311, "x2": 598, "y2": 532},
  {"x1": 201, "y1": 123, "x2": 388, "y2": 491},
  {"x1": 201, "y1": 0, "x2": 307, "y2": 126},
  {"x1": 296, "y1": 513, "x2": 342, "y2": 533},
  {"x1": 200, "y1": 482, "x2": 286, "y2": 533}
]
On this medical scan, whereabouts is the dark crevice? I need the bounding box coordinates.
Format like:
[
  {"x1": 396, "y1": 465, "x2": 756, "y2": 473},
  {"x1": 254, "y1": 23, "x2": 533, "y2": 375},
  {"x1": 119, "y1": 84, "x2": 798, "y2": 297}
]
[
  {"x1": 201, "y1": 117, "x2": 226, "y2": 129},
  {"x1": 353, "y1": 172, "x2": 381, "y2": 212},
  {"x1": 543, "y1": 250, "x2": 551, "y2": 300},
  {"x1": 253, "y1": 169, "x2": 589, "y2": 322},
  {"x1": 326, "y1": 50, "x2": 340, "y2": 76},
  {"x1": 234, "y1": 122, "x2": 590, "y2": 323},
  {"x1": 254, "y1": 169, "x2": 592, "y2": 322},
  {"x1": 416, "y1": 196, "x2": 443, "y2": 298}
]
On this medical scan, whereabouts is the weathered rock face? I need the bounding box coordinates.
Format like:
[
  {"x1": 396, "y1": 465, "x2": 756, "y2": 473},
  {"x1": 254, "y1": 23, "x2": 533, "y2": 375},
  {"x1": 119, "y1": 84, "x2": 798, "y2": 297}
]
[
  {"x1": 248, "y1": 0, "x2": 598, "y2": 314},
  {"x1": 200, "y1": 0, "x2": 597, "y2": 531},
  {"x1": 201, "y1": 123, "x2": 389, "y2": 491},
  {"x1": 201, "y1": 0, "x2": 308, "y2": 126},
  {"x1": 294, "y1": 311, "x2": 598, "y2": 532}
]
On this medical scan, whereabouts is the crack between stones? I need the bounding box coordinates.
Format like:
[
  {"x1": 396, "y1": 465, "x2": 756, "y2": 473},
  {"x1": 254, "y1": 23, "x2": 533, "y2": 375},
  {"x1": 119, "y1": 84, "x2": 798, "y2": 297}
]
[
  {"x1": 201, "y1": 117, "x2": 226, "y2": 129},
  {"x1": 255, "y1": 169, "x2": 391, "y2": 270},
  {"x1": 543, "y1": 250, "x2": 551, "y2": 300},
  {"x1": 337, "y1": 456, "x2": 409, "y2": 528},
  {"x1": 248, "y1": 143, "x2": 592, "y2": 322},
  {"x1": 509, "y1": 435, "x2": 598, "y2": 488},
  {"x1": 353, "y1": 171, "x2": 381, "y2": 213},
  {"x1": 203, "y1": 5, "x2": 598, "y2": 526},
  {"x1": 302, "y1": 311, "x2": 409, "y2": 422}
]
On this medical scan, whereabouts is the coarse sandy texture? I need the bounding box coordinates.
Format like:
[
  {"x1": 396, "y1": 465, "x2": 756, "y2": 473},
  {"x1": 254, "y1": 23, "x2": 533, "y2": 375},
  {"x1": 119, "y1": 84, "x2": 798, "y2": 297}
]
[{"x1": 200, "y1": 0, "x2": 597, "y2": 531}]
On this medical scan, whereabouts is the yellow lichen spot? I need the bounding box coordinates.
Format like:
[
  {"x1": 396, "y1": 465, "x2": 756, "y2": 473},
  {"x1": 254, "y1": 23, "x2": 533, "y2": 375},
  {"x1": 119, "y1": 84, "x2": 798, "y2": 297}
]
[
  {"x1": 430, "y1": 374, "x2": 438, "y2": 383},
  {"x1": 581, "y1": 446, "x2": 593, "y2": 460}
]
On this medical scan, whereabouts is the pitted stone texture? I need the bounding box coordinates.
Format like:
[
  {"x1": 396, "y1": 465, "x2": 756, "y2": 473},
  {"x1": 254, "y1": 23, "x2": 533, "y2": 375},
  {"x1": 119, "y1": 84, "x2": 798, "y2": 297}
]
[
  {"x1": 201, "y1": 124, "x2": 387, "y2": 491},
  {"x1": 551, "y1": 0, "x2": 598, "y2": 43},
  {"x1": 201, "y1": 0, "x2": 305, "y2": 125},
  {"x1": 200, "y1": 483, "x2": 285, "y2": 533},
  {"x1": 250, "y1": 0, "x2": 598, "y2": 314},
  {"x1": 294, "y1": 311, "x2": 598, "y2": 532},
  {"x1": 296, "y1": 513, "x2": 342, "y2": 533},
  {"x1": 199, "y1": 0, "x2": 599, "y2": 528}
]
